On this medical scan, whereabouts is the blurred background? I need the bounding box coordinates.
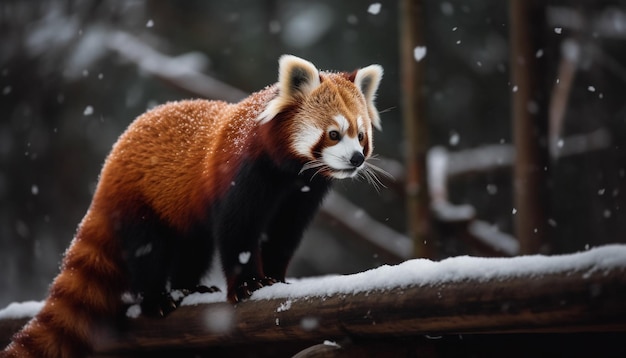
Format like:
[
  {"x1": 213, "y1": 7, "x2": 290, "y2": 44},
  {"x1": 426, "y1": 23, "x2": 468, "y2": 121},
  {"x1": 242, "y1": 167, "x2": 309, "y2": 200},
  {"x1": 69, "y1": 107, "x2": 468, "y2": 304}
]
[{"x1": 1, "y1": 0, "x2": 625, "y2": 308}]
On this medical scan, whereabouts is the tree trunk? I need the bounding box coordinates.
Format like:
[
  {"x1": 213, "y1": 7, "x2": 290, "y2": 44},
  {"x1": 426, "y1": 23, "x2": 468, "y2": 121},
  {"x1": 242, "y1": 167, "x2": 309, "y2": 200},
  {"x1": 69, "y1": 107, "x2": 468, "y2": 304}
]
[
  {"x1": 400, "y1": 0, "x2": 433, "y2": 259},
  {"x1": 509, "y1": 0, "x2": 550, "y2": 254}
]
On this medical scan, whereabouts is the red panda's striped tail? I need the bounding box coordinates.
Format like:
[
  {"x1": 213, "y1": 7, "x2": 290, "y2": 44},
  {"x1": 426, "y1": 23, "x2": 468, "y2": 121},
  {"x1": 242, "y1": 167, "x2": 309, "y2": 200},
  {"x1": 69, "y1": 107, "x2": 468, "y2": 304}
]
[{"x1": 2, "y1": 210, "x2": 127, "y2": 358}]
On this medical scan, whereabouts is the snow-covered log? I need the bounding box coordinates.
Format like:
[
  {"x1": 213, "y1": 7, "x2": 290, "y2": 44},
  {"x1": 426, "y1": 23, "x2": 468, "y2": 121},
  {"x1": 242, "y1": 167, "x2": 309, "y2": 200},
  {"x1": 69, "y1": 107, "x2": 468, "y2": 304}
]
[
  {"x1": 3, "y1": 245, "x2": 624, "y2": 355},
  {"x1": 100, "y1": 245, "x2": 626, "y2": 354}
]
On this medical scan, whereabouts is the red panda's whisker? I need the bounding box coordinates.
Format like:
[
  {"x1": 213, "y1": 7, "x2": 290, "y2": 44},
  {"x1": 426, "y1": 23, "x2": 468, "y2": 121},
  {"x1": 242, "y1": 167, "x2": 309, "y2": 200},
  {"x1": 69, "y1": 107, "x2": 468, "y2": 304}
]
[
  {"x1": 360, "y1": 167, "x2": 385, "y2": 192},
  {"x1": 310, "y1": 166, "x2": 329, "y2": 181},
  {"x1": 364, "y1": 161, "x2": 394, "y2": 180},
  {"x1": 378, "y1": 106, "x2": 396, "y2": 114},
  {"x1": 299, "y1": 160, "x2": 326, "y2": 175}
]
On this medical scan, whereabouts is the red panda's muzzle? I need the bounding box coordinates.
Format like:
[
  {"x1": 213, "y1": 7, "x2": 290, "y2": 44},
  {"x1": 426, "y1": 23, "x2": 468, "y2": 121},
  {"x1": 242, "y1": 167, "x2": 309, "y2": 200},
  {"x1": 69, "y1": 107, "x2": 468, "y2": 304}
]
[{"x1": 349, "y1": 152, "x2": 365, "y2": 167}]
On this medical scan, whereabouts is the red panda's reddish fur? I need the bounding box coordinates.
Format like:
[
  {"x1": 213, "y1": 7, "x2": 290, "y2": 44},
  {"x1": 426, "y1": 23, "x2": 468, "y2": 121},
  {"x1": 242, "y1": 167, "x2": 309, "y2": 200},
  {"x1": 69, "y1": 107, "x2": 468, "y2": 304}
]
[{"x1": 2, "y1": 55, "x2": 383, "y2": 357}]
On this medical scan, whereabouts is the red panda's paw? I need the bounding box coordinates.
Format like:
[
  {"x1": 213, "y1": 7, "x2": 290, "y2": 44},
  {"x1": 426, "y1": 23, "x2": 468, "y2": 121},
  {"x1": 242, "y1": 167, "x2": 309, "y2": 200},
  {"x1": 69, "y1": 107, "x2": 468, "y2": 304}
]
[
  {"x1": 228, "y1": 277, "x2": 278, "y2": 303},
  {"x1": 140, "y1": 286, "x2": 221, "y2": 316},
  {"x1": 193, "y1": 284, "x2": 221, "y2": 294},
  {"x1": 260, "y1": 276, "x2": 279, "y2": 287},
  {"x1": 141, "y1": 291, "x2": 180, "y2": 318},
  {"x1": 174, "y1": 285, "x2": 221, "y2": 296}
]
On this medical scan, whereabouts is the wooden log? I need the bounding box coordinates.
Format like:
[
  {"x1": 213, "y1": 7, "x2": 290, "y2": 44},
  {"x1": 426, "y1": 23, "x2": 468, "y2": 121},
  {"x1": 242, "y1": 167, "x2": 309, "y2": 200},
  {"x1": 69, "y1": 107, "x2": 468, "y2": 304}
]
[
  {"x1": 3, "y1": 247, "x2": 625, "y2": 355},
  {"x1": 92, "y1": 250, "x2": 625, "y2": 354}
]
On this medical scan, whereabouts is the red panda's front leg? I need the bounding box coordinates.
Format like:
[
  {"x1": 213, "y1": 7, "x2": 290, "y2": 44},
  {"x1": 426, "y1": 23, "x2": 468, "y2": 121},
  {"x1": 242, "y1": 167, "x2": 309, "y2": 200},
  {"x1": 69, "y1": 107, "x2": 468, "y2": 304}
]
[
  {"x1": 217, "y1": 177, "x2": 332, "y2": 302},
  {"x1": 221, "y1": 241, "x2": 277, "y2": 303},
  {"x1": 261, "y1": 178, "x2": 331, "y2": 282},
  {"x1": 215, "y1": 159, "x2": 290, "y2": 302},
  {"x1": 218, "y1": 211, "x2": 285, "y2": 302}
]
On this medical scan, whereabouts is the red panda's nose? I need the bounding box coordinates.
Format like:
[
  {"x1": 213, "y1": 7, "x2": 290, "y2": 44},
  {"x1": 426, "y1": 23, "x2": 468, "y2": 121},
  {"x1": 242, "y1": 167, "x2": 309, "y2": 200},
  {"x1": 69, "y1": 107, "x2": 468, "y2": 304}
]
[{"x1": 349, "y1": 152, "x2": 365, "y2": 167}]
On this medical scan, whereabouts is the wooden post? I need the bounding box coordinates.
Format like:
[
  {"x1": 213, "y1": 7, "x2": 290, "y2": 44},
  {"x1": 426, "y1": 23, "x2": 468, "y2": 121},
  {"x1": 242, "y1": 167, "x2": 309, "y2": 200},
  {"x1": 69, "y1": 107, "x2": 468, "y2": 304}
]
[
  {"x1": 400, "y1": 0, "x2": 433, "y2": 259},
  {"x1": 509, "y1": 0, "x2": 550, "y2": 254}
]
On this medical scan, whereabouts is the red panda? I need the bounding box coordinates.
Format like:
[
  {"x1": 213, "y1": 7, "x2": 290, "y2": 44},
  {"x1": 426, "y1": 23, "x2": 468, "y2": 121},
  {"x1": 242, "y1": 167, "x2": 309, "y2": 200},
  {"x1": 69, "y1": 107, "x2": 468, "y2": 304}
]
[{"x1": 2, "y1": 55, "x2": 383, "y2": 357}]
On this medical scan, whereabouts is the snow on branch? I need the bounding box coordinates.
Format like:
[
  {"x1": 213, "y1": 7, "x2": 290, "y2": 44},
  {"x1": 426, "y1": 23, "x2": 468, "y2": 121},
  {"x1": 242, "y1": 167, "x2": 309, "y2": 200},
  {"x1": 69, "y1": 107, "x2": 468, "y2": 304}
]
[
  {"x1": 427, "y1": 146, "x2": 519, "y2": 256},
  {"x1": 467, "y1": 220, "x2": 519, "y2": 256},
  {"x1": 425, "y1": 128, "x2": 611, "y2": 257},
  {"x1": 106, "y1": 31, "x2": 249, "y2": 102},
  {"x1": 320, "y1": 191, "x2": 413, "y2": 260},
  {"x1": 547, "y1": 6, "x2": 626, "y2": 39}
]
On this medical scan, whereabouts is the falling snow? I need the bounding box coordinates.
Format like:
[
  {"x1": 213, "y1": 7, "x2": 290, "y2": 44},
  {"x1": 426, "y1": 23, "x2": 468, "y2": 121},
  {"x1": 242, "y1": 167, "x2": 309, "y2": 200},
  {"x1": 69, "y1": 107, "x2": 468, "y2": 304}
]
[
  {"x1": 238, "y1": 251, "x2": 251, "y2": 264},
  {"x1": 440, "y1": 2, "x2": 454, "y2": 16},
  {"x1": 413, "y1": 46, "x2": 427, "y2": 62},
  {"x1": 203, "y1": 304, "x2": 235, "y2": 334},
  {"x1": 367, "y1": 3, "x2": 382, "y2": 15},
  {"x1": 300, "y1": 316, "x2": 320, "y2": 331},
  {"x1": 449, "y1": 131, "x2": 460, "y2": 146},
  {"x1": 126, "y1": 304, "x2": 141, "y2": 318},
  {"x1": 268, "y1": 20, "x2": 281, "y2": 34},
  {"x1": 134, "y1": 243, "x2": 153, "y2": 257}
]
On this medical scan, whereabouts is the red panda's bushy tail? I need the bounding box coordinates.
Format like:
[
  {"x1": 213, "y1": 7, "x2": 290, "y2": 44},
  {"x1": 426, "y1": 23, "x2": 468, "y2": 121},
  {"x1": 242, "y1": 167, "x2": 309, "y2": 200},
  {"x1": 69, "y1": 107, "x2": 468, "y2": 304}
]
[{"x1": 2, "y1": 210, "x2": 127, "y2": 358}]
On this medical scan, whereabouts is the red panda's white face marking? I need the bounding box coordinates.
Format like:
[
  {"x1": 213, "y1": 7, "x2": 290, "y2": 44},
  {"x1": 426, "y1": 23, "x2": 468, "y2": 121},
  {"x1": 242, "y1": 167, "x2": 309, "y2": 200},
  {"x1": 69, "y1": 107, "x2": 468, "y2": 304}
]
[
  {"x1": 319, "y1": 114, "x2": 366, "y2": 178},
  {"x1": 292, "y1": 123, "x2": 323, "y2": 161},
  {"x1": 257, "y1": 55, "x2": 384, "y2": 181}
]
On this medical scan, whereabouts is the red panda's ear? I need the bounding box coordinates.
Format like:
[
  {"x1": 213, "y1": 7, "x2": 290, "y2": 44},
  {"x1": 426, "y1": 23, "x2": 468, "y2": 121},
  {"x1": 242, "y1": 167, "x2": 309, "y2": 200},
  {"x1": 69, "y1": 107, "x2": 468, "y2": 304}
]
[
  {"x1": 257, "y1": 55, "x2": 321, "y2": 125},
  {"x1": 354, "y1": 65, "x2": 383, "y2": 131},
  {"x1": 277, "y1": 55, "x2": 321, "y2": 98}
]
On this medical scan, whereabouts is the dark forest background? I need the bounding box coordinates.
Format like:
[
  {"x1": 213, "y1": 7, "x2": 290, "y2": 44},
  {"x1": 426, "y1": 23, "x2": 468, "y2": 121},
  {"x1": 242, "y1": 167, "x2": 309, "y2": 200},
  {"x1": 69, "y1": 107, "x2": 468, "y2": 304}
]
[{"x1": 1, "y1": 0, "x2": 625, "y2": 308}]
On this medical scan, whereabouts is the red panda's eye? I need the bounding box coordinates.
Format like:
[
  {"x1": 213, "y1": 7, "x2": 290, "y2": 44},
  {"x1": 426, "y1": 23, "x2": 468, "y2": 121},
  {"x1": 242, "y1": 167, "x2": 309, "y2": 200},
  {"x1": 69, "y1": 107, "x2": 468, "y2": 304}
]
[
  {"x1": 358, "y1": 132, "x2": 365, "y2": 141},
  {"x1": 328, "y1": 130, "x2": 341, "y2": 141}
]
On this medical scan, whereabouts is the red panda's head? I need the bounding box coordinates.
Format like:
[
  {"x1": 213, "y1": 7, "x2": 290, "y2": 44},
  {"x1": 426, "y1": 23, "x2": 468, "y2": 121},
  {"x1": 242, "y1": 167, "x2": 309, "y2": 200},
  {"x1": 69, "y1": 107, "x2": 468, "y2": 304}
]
[{"x1": 258, "y1": 55, "x2": 383, "y2": 181}]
